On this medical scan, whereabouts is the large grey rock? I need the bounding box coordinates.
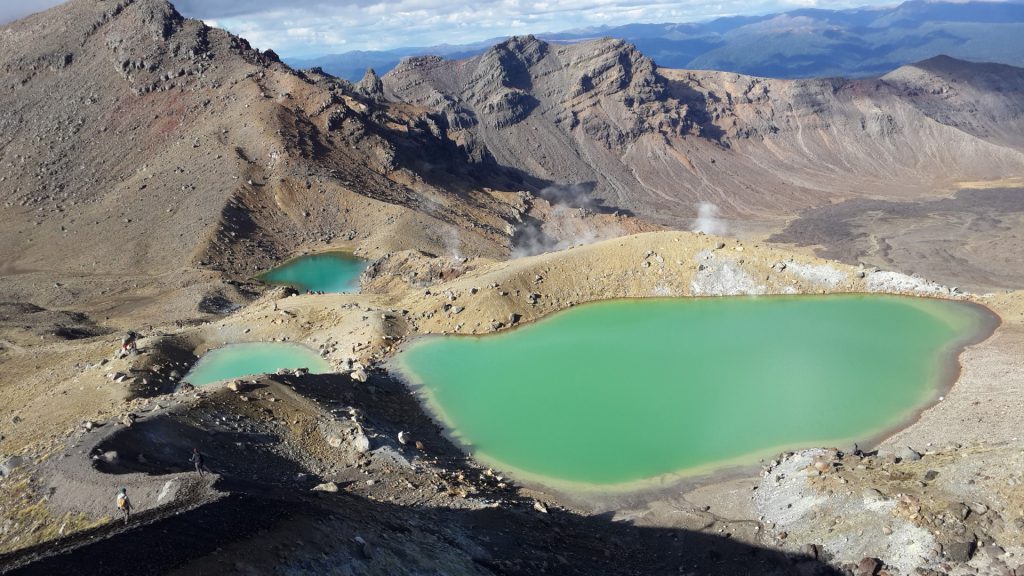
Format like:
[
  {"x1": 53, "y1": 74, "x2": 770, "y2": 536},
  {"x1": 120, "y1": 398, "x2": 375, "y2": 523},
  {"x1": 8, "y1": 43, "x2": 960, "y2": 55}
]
[
  {"x1": 897, "y1": 446, "x2": 922, "y2": 461},
  {"x1": 0, "y1": 455, "x2": 29, "y2": 477},
  {"x1": 321, "y1": 419, "x2": 371, "y2": 454}
]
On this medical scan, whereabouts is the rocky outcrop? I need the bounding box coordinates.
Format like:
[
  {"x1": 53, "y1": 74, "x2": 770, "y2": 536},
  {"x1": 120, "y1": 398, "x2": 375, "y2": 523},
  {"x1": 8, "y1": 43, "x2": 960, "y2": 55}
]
[
  {"x1": 755, "y1": 446, "x2": 1024, "y2": 575},
  {"x1": 385, "y1": 37, "x2": 1024, "y2": 226},
  {"x1": 354, "y1": 67, "x2": 384, "y2": 101}
]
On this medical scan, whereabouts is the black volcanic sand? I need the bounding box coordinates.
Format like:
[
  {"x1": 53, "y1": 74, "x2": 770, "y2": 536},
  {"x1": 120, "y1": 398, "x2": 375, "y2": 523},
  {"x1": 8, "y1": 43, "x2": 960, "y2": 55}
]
[{"x1": 770, "y1": 188, "x2": 1024, "y2": 293}]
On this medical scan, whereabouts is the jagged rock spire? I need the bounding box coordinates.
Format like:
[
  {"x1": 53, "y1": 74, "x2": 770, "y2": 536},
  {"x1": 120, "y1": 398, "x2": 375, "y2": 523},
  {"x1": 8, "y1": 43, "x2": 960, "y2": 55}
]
[{"x1": 356, "y1": 67, "x2": 385, "y2": 101}]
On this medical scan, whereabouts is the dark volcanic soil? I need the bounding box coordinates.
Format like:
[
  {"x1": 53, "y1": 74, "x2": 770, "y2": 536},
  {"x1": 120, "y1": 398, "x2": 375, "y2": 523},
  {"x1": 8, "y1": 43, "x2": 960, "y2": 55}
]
[{"x1": 770, "y1": 187, "x2": 1024, "y2": 293}]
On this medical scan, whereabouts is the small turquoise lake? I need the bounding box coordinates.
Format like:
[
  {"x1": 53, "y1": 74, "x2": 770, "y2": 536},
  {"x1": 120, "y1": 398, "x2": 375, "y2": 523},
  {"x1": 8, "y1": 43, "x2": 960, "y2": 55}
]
[
  {"x1": 183, "y1": 342, "x2": 332, "y2": 386},
  {"x1": 397, "y1": 295, "x2": 997, "y2": 488},
  {"x1": 261, "y1": 252, "x2": 366, "y2": 293}
]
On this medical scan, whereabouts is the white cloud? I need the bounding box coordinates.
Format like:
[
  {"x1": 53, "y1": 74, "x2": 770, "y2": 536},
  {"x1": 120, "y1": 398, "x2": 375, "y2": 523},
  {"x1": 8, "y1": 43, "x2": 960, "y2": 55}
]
[{"x1": 1, "y1": 0, "x2": 900, "y2": 56}]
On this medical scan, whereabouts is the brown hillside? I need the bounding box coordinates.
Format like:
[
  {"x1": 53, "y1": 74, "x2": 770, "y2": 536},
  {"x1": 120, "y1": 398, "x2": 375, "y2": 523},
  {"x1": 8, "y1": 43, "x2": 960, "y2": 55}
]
[
  {"x1": 0, "y1": 0, "x2": 533, "y2": 326},
  {"x1": 384, "y1": 36, "x2": 1024, "y2": 226}
]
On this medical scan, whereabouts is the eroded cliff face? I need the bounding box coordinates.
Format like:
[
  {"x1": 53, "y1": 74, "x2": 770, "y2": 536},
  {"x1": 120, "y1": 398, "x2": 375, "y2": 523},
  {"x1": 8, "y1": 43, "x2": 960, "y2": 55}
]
[{"x1": 385, "y1": 36, "x2": 1024, "y2": 225}]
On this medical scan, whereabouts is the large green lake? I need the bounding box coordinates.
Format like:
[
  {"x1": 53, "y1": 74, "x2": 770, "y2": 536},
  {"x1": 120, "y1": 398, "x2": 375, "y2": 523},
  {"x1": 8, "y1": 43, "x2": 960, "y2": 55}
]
[
  {"x1": 183, "y1": 342, "x2": 332, "y2": 386},
  {"x1": 261, "y1": 252, "x2": 365, "y2": 293},
  {"x1": 397, "y1": 295, "x2": 996, "y2": 488}
]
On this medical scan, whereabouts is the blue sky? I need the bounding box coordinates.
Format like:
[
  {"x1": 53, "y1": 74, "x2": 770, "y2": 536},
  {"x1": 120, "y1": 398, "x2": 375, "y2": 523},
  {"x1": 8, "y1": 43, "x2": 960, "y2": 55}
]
[{"x1": 6, "y1": 0, "x2": 904, "y2": 57}]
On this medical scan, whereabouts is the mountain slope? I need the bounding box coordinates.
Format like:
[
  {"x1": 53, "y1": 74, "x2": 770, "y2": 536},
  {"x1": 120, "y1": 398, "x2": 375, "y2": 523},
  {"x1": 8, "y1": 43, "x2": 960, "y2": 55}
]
[
  {"x1": 384, "y1": 36, "x2": 1024, "y2": 227},
  {"x1": 0, "y1": 0, "x2": 531, "y2": 325}
]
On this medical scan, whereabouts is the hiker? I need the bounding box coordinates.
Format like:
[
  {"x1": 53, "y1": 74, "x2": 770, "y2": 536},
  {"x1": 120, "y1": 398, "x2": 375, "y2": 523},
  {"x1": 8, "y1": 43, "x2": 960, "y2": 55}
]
[
  {"x1": 121, "y1": 331, "x2": 138, "y2": 354},
  {"x1": 116, "y1": 487, "x2": 131, "y2": 525},
  {"x1": 190, "y1": 447, "x2": 205, "y2": 476}
]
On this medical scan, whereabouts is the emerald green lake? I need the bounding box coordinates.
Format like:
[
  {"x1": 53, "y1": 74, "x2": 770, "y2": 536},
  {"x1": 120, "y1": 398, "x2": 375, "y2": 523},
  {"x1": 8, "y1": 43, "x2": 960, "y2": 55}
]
[
  {"x1": 397, "y1": 295, "x2": 996, "y2": 487},
  {"x1": 261, "y1": 252, "x2": 366, "y2": 293},
  {"x1": 183, "y1": 342, "x2": 332, "y2": 386}
]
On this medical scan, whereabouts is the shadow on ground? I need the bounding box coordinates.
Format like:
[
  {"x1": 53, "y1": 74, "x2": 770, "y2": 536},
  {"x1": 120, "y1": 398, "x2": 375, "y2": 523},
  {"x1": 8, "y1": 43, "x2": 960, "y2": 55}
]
[{"x1": 1, "y1": 372, "x2": 845, "y2": 576}]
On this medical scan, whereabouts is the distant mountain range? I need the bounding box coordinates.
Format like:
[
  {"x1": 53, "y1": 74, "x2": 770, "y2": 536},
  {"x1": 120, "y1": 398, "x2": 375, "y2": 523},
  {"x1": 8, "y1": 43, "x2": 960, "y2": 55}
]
[{"x1": 287, "y1": 0, "x2": 1024, "y2": 81}]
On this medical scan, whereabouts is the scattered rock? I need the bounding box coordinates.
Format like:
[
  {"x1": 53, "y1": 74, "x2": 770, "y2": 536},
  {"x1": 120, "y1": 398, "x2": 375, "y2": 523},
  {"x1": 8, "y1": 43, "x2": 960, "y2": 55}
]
[
  {"x1": 968, "y1": 502, "x2": 989, "y2": 515},
  {"x1": 800, "y1": 543, "x2": 823, "y2": 560},
  {"x1": 0, "y1": 456, "x2": 29, "y2": 477},
  {"x1": 855, "y1": 557, "x2": 882, "y2": 576},
  {"x1": 352, "y1": 431, "x2": 371, "y2": 453},
  {"x1": 354, "y1": 535, "x2": 372, "y2": 559},
  {"x1": 897, "y1": 446, "x2": 922, "y2": 461},
  {"x1": 862, "y1": 488, "x2": 885, "y2": 503},
  {"x1": 943, "y1": 539, "x2": 976, "y2": 562}
]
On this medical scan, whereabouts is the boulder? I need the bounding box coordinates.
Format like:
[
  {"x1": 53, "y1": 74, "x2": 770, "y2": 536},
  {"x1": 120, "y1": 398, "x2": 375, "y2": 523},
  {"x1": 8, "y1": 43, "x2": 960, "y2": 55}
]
[
  {"x1": 354, "y1": 535, "x2": 372, "y2": 559},
  {"x1": 854, "y1": 557, "x2": 882, "y2": 576},
  {"x1": 943, "y1": 539, "x2": 976, "y2": 562},
  {"x1": 321, "y1": 420, "x2": 370, "y2": 454},
  {"x1": 0, "y1": 455, "x2": 29, "y2": 477},
  {"x1": 800, "y1": 543, "x2": 821, "y2": 560},
  {"x1": 397, "y1": 431, "x2": 410, "y2": 445},
  {"x1": 312, "y1": 482, "x2": 339, "y2": 493},
  {"x1": 862, "y1": 488, "x2": 885, "y2": 503},
  {"x1": 351, "y1": 369, "x2": 368, "y2": 383},
  {"x1": 897, "y1": 446, "x2": 922, "y2": 461},
  {"x1": 968, "y1": 501, "x2": 989, "y2": 515}
]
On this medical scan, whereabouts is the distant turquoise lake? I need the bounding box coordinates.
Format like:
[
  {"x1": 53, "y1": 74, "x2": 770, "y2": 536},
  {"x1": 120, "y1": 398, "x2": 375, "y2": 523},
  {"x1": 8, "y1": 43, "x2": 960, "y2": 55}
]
[
  {"x1": 397, "y1": 295, "x2": 997, "y2": 487},
  {"x1": 261, "y1": 252, "x2": 365, "y2": 293}
]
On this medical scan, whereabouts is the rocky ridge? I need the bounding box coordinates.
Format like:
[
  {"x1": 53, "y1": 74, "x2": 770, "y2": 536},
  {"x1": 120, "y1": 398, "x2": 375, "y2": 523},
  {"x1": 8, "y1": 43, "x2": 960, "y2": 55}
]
[{"x1": 385, "y1": 37, "x2": 1024, "y2": 225}]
